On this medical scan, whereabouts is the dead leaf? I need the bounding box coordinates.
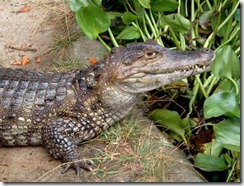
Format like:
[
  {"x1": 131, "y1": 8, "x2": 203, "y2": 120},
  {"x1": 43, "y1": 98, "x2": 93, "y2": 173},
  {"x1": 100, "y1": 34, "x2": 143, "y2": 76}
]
[
  {"x1": 21, "y1": 56, "x2": 30, "y2": 65},
  {"x1": 12, "y1": 56, "x2": 30, "y2": 65},
  {"x1": 17, "y1": 5, "x2": 32, "y2": 13},
  {"x1": 89, "y1": 58, "x2": 97, "y2": 65},
  {"x1": 35, "y1": 56, "x2": 42, "y2": 63},
  {"x1": 12, "y1": 61, "x2": 22, "y2": 65}
]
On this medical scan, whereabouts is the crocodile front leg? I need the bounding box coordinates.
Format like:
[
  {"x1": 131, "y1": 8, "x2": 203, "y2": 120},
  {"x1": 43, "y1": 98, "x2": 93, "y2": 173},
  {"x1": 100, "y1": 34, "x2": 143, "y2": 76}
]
[{"x1": 42, "y1": 117, "x2": 97, "y2": 175}]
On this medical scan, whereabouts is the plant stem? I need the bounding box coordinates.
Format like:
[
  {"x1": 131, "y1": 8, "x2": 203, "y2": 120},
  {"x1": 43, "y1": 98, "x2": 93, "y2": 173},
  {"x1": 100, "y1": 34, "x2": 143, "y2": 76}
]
[
  {"x1": 195, "y1": 74, "x2": 208, "y2": 98},
  {"x1": 97, "y1": 35, "x2": 111, "y2": 51},
  {"x1": 132, "y1": 21, "x2": 147, "y2": 41},
  {"x1": 226, "y1": 160, "x2": 236, "y2": 182},
  {"x1": 185, "y1": 0, "x2": 188, "y2": 17},
  {"x1": 205, "y1": 0, "x2": 212, "y2": 9},
  {"x1": 203, "y1": 9, "x2": 222, "y2": 48},
  {"x1": 168, "y1": 26, "x2": 181, "y2": 49},
  {"x1": 178, "y1": 0, "x2": 181, "y2": 14},
  {"x1": 206, "y1": 76, "x2": 218, "y2": 95},
  {"x1": 187, "y1": 79, "x2": 200, "y2": 118},
  {"x1": 203, "y1": 74, "x2": 215, "y2": 89},
  {"x1": 107, "y1": 28, "x2": 119, "y2": 47},
  {"x1": 149, "y1": 9, "x2": 159, "y2": 35},
  {"x1": 179, "y1": 33, "x2": 186, "y2": 50},
  {"x1": 223, "y1": 14, "x2": 233, "y2": 43},
  {"x1": 217, "y1": 1, "x2": 239, "y2": 32},
  {"x1": 228, "y1": 77, "x2": 239, "y2": 95},
  {"x1": 141, "y1": 18, "x2": 151, "y2": 39},
  {"x1": 144, "y1": 12, "x2": 157, "y2": 38},
  {"x1": 235, "y1": 46, "x2": 240, "y2": 54},
  {"x1": 191, "y1": 0, "x2": 196, "y2": 46},
  {"x1": 218, "y1": 26, "x2": 240, "y2": 49}
]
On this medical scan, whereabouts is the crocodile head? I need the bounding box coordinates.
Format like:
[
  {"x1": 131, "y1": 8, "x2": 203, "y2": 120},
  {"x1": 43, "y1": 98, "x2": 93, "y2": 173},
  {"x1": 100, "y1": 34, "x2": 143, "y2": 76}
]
[{"x1": 98, "y1": 41, "x2": 215, "y2": 94}]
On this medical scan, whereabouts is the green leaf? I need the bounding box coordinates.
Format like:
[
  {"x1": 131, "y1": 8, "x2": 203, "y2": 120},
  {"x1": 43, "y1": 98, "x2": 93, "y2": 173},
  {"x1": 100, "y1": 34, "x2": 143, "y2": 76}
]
[
  {"x1": 122, "y1": 12, "x2": 139, "y2": 24},
  {"x1": 149, "y1": 109, "x2": 187, "y2": 142},
  {"x1": 138, "y1": 0, "x2": 150, "y2": 9},
  {"x1": 91, "y1": 0, "x2": 102, "y2": 6},
  {"x1": 151, "y1": 0, "x2": 178, "y2": 12},
  {"x1": 234, "y1": 9, "x2": 240, "y2": 21},
  {"x1": 133, "y1": 0, "x2": 145, "y2": 16},
  {"x1": 211, "y1": 11, "x2": 228, "y2": 37},
  {"x1": 211, "y1": 45, "x2": 240, "y2": 79},
  {"x1": 199, "y1": 10, "x2": 215, "y2": 30},
  {"x1": 214, "y1": 118, "x2": 240, "y2": 152},
  {"x1": 107, "y1": 11, "x2": 123, "y2": 20},
  {"x1": 76, "y1": 5, "x2": 110, "y2": 40},
  {"x1": 69, "y1": 0, "x2": 91, "y2": 12},
  {"x1": 203, "y1": 139, "x2": 223, "y2": 157},
  {"x1": 218, "y1": 78, "x2": 233, "y2": 92},
  {"x1": 235, "y1": 79, "x2": 240, "y2": 103},
  {"x1": 160, "y1": 14, "x2": 191, "y2": 33},
  {"x1": 194, "y1": 153, "x2": 228, "y2": 172},
  {"x1": 116, "y1": 26, "x2": 140, "y2": 40},
  {"x1": 204, "y1": 92, "x2": 240, "y2": 118}
]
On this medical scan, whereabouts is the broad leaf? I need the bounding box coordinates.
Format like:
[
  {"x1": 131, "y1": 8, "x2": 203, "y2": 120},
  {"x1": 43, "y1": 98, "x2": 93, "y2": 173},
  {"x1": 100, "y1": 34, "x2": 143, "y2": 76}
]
[
  {"x1": 204, "y1": 92, "x2": 240, "y2": 118},
  {"x1": 107, "y1": 11, "x2": 123, "y2": 20},
  {"x1": 149, "y1": 109, "x2": 187, "y2": 142},
  {"x1": 116, "y1": 26, "x2": 140, "y2": 40},
  {"x1": 194, "y1": 153, "x2": 228, "y2": 172},
  {"x1": 76, "y1": 5, "x2": 110, "y2": 40},
  {"x1": 133, "y1": 0, "x2": 145, "y2": 16},
  {"x1": 92, "y1": 0, "x2": 102, "y2": 6},
  {"x1": 122, "y1": 12, "x2": 139, "y2": 24},
  {"x1": 151, "y1": 0, "x2": 178, "y2": 12},
  {"x1": 203, "y1": 139, "x2": 223, "y2": 157},
  {"x1": 199, "y1": 10, "x2": 215, "y2": 30},
  {"x1": 138, "y1": 0, "x2": 150, "y2": 9},
  {"x1": 211, "y1": 45, "x2": 240, "y2": 79},
  {"x1": 160, "y1": 14, "x2": 191, "y2": 33},
  {"x1": 214, "y1": 118, "x2": 240, "y2": 152},
  {"x1": 234, "y1": 9, "x2": 240, "y2": 21},
  {"x1": 218, "y1": 78, "x2": 233, "y2": 92},
  {"x1": 69, "y1": 0, "x2": 91, "y2": 12}
]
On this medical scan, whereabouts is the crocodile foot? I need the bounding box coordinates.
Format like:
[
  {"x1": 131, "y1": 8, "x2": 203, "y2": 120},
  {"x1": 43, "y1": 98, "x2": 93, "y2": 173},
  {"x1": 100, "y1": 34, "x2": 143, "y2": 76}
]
[{"x1": 61, "y1": 159, "x2": 95, "y2": 176}]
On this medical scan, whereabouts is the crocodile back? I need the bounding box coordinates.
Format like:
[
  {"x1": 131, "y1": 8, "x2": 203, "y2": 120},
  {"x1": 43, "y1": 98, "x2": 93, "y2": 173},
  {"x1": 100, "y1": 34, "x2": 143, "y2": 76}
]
[
  {"x1": 0, "y1": 68, "x2": 78, "y2": 118},
  {"x1": 0, "y1": 68, "x2": 80, "y2": 145}
]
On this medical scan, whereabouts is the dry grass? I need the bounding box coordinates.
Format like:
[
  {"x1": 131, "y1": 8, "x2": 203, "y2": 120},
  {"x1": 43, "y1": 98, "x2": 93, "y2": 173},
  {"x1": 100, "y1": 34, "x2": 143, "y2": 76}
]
[{"x1": 89, "y1": 110, "x2": 185, "y2": 182}]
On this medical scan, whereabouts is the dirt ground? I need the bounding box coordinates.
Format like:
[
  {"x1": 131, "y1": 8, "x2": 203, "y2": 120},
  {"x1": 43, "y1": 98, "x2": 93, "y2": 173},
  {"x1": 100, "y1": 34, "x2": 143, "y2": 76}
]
[
  {"x1": 0, "y1": 0, "x2": 206, "y2": 183},
  {"x1": 0, "y1": 0, "x2": 105, "y2": 70}
]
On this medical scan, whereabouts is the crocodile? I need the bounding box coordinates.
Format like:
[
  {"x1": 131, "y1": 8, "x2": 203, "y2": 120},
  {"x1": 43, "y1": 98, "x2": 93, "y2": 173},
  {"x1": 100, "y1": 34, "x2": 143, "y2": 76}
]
[{"x1": 0, "y1": 41, "x2": 214, "y2": 175}]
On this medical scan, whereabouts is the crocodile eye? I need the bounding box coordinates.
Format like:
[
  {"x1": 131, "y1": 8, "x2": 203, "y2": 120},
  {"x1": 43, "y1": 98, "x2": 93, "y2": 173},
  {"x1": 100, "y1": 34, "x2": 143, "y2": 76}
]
[{"x1": 145, "y1": 51, "x2": 159, "y2": 59}]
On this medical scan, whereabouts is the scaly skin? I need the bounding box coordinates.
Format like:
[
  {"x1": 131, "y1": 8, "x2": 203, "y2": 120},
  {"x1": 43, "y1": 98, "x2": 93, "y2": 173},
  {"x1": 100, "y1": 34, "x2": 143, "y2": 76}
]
[{"x1": 0, "y1": 41, "x2": 215, "y2": 175}]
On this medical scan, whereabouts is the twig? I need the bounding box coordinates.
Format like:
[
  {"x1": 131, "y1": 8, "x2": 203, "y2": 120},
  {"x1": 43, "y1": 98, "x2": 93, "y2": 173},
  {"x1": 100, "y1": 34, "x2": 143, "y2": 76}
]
[{"x1": 6, "y1": 45, "x2": 37, "y2": 52}]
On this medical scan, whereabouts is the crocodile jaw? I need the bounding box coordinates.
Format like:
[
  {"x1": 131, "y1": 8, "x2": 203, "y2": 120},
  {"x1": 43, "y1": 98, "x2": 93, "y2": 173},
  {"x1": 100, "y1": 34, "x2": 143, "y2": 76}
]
[
  {"x1": 113, "y1": 44, "x2": 215, "y2": 94},
  {"x1": 117, "y1": 59, "x2": 212, "y2": 93}
]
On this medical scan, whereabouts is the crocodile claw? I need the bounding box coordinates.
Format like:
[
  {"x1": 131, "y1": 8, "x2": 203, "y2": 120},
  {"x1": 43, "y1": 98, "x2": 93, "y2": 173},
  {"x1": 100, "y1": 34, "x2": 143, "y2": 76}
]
[{"x1": 61, "y1": 159, "x2": 95, "y2": 176}]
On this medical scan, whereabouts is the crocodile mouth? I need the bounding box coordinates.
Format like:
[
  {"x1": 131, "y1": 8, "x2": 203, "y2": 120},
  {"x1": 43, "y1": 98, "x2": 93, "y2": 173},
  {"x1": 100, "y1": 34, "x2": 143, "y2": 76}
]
[
  {"x1": 118, "y1": 62, "x2": 211, "y2": 82},
  {"x1": 142, "y1": 61, "x2": 212, "y2": 77},
  {"x1": 167, "y1": 63, "x2": 211, "y2": 75}
]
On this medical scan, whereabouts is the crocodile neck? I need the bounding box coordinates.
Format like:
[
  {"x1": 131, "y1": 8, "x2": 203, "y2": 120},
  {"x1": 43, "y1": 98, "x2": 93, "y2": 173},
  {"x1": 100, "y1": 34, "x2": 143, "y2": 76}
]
[{"x1": 96, "y1": 82, "x2": 137, "y2": 123}]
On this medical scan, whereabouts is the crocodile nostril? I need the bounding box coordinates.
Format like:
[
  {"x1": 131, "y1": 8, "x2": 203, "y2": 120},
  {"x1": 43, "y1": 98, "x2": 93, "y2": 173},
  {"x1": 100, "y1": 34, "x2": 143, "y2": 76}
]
[{"x1": 202, "y1": 48, "x2": 212, "y2": 53}]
